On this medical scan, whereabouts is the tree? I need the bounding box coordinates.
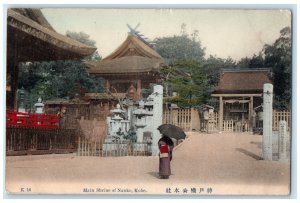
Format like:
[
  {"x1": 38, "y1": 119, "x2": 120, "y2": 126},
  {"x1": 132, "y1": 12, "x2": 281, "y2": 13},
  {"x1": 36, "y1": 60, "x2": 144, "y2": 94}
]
[
  {"x1": 264, "y1": 26, "x2": 292, "y2": 110},
  {"x1": 164, "y1": 60, "x2": 210, "y2": 107},
  {"x1": 237, "y1": 52, "x2": 264, "y2": 69},
  {"x1": 153, "y1": 24, "x2": 206, "y2": 65},
  {"x1": 202, "y1": 55, "x2": 236, "y2": 88},
  {"x1": 155, "y1": 25, "x2": 238, "y2": 107},
  {"x1": 154, "y1": 25, "x2": 209, "y2": 107},
  {"x1": 66, "y1": 31, "x2": 96, "y2": 47},
  {"x1": 249, "y1": 52, "x2": 265, "y2": 69},
  {"x1": 18, "y1": 31, "x2": 104, "y2": 110}
]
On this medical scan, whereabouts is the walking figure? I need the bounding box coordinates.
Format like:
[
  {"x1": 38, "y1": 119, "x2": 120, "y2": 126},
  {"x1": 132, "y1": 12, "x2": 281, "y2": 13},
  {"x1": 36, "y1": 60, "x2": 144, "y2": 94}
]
[{"x1": 158, "y1": 135, "x2": 174, "y2": 179}]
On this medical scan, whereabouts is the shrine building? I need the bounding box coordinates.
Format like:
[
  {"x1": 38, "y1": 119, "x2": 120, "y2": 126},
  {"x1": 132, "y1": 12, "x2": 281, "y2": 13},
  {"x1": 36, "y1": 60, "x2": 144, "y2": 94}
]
[
  {"x1": 85, "y1": 31, "x2": 165, "y2": 101},
  {"x1": 7, "y1": 8, "x2": 96, "y2": 110},
  {"x1": 211, "y1": 69, "x2": 272, "y2": 132}
]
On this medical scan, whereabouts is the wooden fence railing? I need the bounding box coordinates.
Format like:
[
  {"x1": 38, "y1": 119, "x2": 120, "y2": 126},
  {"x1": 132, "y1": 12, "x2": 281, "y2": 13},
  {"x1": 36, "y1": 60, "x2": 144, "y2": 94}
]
[
  {"x1": 77, "y1": 138, "x2": 152, "y2": 157},
  {"x1": 163, "y1": 108, "x2": 200, "y2": 131},
  {"x1": 6, "y1": 110, "x2": 59, "y2": 128},
  {"x1": 6, "y1": 126, "x2": 77, "y2": 156},
  {"x1": 272, "y1": 110, "x2": 291, "y2": 132},
  {"x1": 163, "y1": 108, "x2": 291, "y2": 133}
]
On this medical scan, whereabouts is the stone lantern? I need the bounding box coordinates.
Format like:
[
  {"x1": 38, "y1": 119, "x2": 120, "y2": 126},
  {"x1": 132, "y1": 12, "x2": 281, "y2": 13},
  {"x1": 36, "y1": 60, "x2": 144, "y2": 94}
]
[
  {"x1": 107, "y1": 104, "x2": 130, "y2": 139},
  {"x1": 133, "y1": 101, "x2": 148, "y2": 142},
  {"x1": 34, "y1": 97, "x2": 44, "y2": 114}
]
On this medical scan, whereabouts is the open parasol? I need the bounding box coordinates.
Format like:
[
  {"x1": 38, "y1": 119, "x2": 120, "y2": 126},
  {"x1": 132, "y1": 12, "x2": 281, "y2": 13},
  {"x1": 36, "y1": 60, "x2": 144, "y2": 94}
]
[{"x1": 157, "y1": 124, "x2": 187, "y2": 140}]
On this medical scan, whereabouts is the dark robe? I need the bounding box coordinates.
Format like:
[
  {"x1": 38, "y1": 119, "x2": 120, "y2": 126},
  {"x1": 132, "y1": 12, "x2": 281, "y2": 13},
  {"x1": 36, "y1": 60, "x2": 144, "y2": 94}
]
[{"x1": 158, "y1": 136, "x2": 174, "y2": 177}]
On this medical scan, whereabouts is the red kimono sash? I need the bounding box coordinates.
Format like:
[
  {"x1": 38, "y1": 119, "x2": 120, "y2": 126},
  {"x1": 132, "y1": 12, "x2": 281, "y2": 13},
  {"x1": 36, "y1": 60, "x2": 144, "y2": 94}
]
[{"x1": 159, "y1": 145, "x2": 169, "y2": 158}]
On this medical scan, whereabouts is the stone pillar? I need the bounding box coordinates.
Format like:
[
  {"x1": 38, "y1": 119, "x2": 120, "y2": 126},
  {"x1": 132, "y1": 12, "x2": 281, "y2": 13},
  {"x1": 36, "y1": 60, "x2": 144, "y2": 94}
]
[
  {"x1": 262, "y1": 83, "x2": 273, "y2": 161},
  {"x1": 151, "y1": 85, "x2": 163, "y2": 156},
  {"x1": 219, "y1": 96, "x2": 223, "y2": 131},
  {"x1": 279, "y1": 120, "x2": 288, "y2": 161},
  {"x1": 191, "y1": 108, "x2": 200, "y2": 131}
]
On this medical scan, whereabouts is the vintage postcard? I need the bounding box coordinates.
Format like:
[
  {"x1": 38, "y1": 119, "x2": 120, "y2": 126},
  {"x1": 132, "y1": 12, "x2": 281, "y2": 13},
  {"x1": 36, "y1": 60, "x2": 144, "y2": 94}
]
[{"x1": 5, "y1": 7, "x2": 292, "y2": 196}]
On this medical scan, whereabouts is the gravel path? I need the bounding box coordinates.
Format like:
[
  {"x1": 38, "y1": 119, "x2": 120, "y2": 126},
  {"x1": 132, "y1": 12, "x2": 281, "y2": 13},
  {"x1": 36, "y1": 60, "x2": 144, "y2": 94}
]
[{"x1": 5, "y1": 132, "x2": 290, "y2": 195}]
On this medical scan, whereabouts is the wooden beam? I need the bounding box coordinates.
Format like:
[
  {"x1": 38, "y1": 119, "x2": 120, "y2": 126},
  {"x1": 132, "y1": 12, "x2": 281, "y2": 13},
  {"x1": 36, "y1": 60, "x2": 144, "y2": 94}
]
[
  {"x1": 105, "y1": 80, "x2": 110, "y2": 92},
  {"x1": 137, "y1": 79, "x2": 142, "y2": 100},
  {"x1": 10, "y1": 32, "x2": 19, "y2": 110},
  {"x1": 219, "y1": 96, "x2": 223, "y2": 131},
  {"x1": 249, "y1": 96, "x2": 254, "y2": 133}
]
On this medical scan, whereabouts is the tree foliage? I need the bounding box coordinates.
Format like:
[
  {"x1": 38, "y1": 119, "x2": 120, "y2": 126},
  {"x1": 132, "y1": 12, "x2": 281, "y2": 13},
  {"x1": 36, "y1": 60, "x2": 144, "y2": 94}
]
[
  {"x1": 163, "y1": 60, "x2": 210, "y2": 108},
  {"x1": 237, "y1": 52, "x2": 264, "y2": 69},
  {"x1": 153, "y1": 24, "x2": 205, "y2": 65},
  {"x1": 225, "y1": 27, "x2": 292, "y2": 110},
  {"x1": 154, "y1": 25, "x2": 209, "y2": 107},
  {"x1": 203, "y1": 56, "x2": 236, "y2": 87},
  {"x1": 156, "y1": 25, "x2": 292, "y2": 110},
  {"x1": 18, "y1": 31, "x2": 104, "y2": 110},
  {"x1": 155, "y1": 25, "x2": 237, "y2": 107},
  {"x1": 264, "y1": 26, "x2": 292, "y2": 110}
]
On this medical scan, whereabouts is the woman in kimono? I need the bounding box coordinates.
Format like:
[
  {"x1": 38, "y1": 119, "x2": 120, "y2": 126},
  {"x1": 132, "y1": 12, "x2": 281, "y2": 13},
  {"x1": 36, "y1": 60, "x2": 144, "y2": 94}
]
[{"x1": 158, "y1": 135, "x2": 174, "y2": 179}]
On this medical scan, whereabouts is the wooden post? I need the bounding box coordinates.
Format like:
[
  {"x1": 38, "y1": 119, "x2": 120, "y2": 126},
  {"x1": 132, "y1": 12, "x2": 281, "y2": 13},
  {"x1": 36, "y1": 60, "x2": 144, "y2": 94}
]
[
  {"x1": 9, "y1": 36, "x2": 20, "y2": 110},
  {"x1": 137, "y1": 79, "x2": 142, "y2": 100},
  {"x1": 78, "y1": 137, "x2": 81, "y2": 156},
  {"x1": 249, "y1": 96, "x2": 253, "y2": 133},
  {"x1": 105, "y1": 80, "x2": 110, "y2": 92},
  {"x1": 219, "y1": 96, "x2": 223, "y2": 131}
]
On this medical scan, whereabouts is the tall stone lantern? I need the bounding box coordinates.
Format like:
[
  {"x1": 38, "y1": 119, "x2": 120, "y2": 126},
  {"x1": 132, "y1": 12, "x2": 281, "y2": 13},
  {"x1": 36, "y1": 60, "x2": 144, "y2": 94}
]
[{"x1": 133, "y1": 101, "x2": 148, "y2": 142}]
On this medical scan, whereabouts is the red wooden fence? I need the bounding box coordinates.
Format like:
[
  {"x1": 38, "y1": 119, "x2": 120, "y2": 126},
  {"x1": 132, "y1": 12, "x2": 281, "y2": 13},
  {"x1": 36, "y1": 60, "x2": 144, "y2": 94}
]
[{"x1": 6, "y1": 110, "x2": 59, "y2": 128}]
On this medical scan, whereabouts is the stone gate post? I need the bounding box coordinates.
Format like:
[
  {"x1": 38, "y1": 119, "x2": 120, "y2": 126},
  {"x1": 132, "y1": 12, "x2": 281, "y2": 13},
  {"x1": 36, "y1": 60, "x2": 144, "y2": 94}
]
[{"x1": 262, "y1": 83, "x2": 273, "y2": 161}]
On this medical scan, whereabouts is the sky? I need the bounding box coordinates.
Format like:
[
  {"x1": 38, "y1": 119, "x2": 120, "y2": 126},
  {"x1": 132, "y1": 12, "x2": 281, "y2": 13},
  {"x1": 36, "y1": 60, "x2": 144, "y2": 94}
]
[{"x1": 42, "y1": 8, "x2": 291, "y2": 61}]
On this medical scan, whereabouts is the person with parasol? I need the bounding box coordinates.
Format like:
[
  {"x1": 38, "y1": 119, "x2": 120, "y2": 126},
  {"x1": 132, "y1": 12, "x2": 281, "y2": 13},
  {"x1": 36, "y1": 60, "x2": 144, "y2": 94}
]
[{"x1": 157, "y1": 124, "x2": 186, "y2": 179}]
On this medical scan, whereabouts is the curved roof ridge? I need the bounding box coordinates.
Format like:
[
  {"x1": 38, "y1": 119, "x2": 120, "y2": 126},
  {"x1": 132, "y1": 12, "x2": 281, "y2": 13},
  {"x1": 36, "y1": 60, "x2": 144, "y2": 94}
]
[
  {"x1": 8, "y1": 9, "x2": 97, "y2": 59},
  {"x1": 103, "y1": 35, "x2": 162, "y2": 60},
  {"x1": 11, "y1": 8, "x2": 55, "y2": 31}
]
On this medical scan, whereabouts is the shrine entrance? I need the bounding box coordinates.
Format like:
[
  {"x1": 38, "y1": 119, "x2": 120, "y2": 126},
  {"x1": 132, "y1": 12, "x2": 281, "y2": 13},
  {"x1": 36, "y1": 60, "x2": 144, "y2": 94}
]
[
  {"x1": 211, "y1": 94, "x2": 264, "y2": 133},
  {"x1": 210, "y1": 69, "x2": 273, "y2": 133},
  {"x1": 222, "y1": 98, "x2": 252, "y2": 132}
]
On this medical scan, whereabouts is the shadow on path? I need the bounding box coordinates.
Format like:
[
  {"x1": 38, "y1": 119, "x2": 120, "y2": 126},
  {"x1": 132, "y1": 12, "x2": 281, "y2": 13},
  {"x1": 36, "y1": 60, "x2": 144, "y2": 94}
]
[
  {"x1": 236, "y1": 148, "x2": 262, "y2": 160},
  {"x1": 148, "y1": 172, "x2": 160, "y2": 179}
]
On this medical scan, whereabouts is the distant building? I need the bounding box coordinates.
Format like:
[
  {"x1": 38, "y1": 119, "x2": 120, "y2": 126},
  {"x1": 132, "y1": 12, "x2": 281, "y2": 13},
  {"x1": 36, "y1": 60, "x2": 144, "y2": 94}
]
[
  {"x1": 85, "y1": 33, "x2": 166, "y2": 101},
  {"x1": 211, "y1": 69, "x2": 272, "y2": 132}
]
